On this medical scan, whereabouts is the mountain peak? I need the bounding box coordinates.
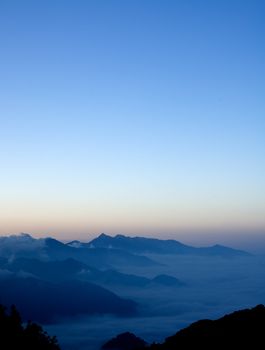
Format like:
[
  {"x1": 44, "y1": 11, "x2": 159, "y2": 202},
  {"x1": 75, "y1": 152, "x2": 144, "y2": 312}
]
[
  {"x1": 115, "y1": 234, "x2": 126, "y2": 238},
  {"x1": 66, "y1": 240, "x2": 82, "y2": 248},
  {"x1": 99, "y1": 233, "x2": 112, "y2": 239},
  {"x1": 19, "y1": 233, "x2": 34, "y2": 239},
  {"x1": 44, "y1": 237, "x2": 66, "y2": 249}
]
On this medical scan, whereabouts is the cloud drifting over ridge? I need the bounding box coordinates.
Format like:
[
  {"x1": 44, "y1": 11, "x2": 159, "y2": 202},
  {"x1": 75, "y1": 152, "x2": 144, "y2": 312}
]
[{"x1": 0, "y1": 233, "x2": 46, "y2": 260}]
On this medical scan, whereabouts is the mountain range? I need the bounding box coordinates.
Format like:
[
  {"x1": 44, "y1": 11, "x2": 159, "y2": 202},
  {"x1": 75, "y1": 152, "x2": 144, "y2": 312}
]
[
  {"x1": 72, "y1": 233, "x2": 250, "y2": 257},
  {"x1": 0, "y1": 233, "x2": 251, "y2": 324},
  {"x1": 0, "y1": 234, "x2": 157, "y2": 269},
  {"x1": 0, "y1": 233, "x2": 249, "y2": 263}
]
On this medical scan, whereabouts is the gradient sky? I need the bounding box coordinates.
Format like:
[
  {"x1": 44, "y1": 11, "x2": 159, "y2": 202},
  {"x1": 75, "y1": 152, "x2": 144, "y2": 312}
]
[{"x1": 0, "y1": 0, "x2": 264, "y2": 247}]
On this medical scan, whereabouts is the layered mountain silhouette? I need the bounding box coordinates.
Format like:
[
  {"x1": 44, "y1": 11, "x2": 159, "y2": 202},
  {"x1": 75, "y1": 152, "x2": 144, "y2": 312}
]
[
  {"x1": 87, "y1": 233, "x2": 249, "y2": 256},
  {"x1": 0, "y1": 234, "x2": 157, "y2": 269},
  {"x1": 0, "y1": 276, "x2": 136, "y2": 323},
  {"x1": 0, "y1": 232, "x2": 252, "y2": 327},
  {"x1": 104, "y1": 305, "x2": 265, "y2": 350},
  {"x1": 0, "y1": 257, "x2": 89, "y2": 281},
  {"x1": 0, "y1": 257, "x2": 183, "y2": 288},
  {"x1": 0, "y1": 233, "x2": 249, "y2": 264},
  {"x1": 45, "y1": 237, "x2": 157, "y2": 268}
]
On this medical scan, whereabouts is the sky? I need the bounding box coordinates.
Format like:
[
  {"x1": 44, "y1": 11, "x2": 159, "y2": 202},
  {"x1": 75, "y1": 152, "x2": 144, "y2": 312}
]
[{"x1": 0, "y1": 0, "x2": 264, "y2": 247}]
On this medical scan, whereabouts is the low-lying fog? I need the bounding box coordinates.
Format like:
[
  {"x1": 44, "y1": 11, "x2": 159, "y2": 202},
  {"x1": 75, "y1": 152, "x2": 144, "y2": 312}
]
[{"x1": 46, "y1": 253, "x2": 265, "y2": 350}]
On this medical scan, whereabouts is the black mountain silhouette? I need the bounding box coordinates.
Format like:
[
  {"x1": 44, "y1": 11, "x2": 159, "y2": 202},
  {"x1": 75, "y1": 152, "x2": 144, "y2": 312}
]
[
  {"x1": 0, "y1": 304, "x2": 60, "y2": 349},
  {"x1": 161, "y1": 304, "x2": 265, "y2": 349},
  {"x1": 102, "y1": 332, "x2": 147, "y2": 350},
  {"x1": 106, "y1": 305, "x2": 265, "y2": 350}
]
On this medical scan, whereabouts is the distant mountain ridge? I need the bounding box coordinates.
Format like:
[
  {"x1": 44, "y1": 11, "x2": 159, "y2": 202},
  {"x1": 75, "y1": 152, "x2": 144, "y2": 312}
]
[
  {"x1": 0, "y1": 233, "x2": 250, "y2": 258},
  {"x1": 0, "y1": 234, "x2": 158, "y2": 269},
  {"x1": 86, "y1": 233, "x2": 250, "y2": 256}
]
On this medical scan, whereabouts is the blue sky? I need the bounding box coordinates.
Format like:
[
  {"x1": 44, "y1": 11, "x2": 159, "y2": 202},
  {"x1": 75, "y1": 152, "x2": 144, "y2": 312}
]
[{"x1": 0, "y1": 0, "x2": 264, "y2": 246}]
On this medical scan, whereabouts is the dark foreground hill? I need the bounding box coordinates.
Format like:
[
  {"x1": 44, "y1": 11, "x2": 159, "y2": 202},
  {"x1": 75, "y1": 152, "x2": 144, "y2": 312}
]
[
  {"x1": 102, "y1": 332, "x2": 147, "y2": 350},
  {"x1": 0, "y1": 304, "x2": 60, "y2": 349},
  {"x1": 103, "y1": 304, "x2": 265, "y2": 350},
  {"x1": 161, "y1": 304, "x2": 265, "y2": 349}
]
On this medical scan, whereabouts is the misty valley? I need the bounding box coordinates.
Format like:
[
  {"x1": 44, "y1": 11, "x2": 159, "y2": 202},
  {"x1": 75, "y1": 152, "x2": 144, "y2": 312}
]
[{"x1": 0, "y1": 233, "x2": 265, "y2": 349}]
